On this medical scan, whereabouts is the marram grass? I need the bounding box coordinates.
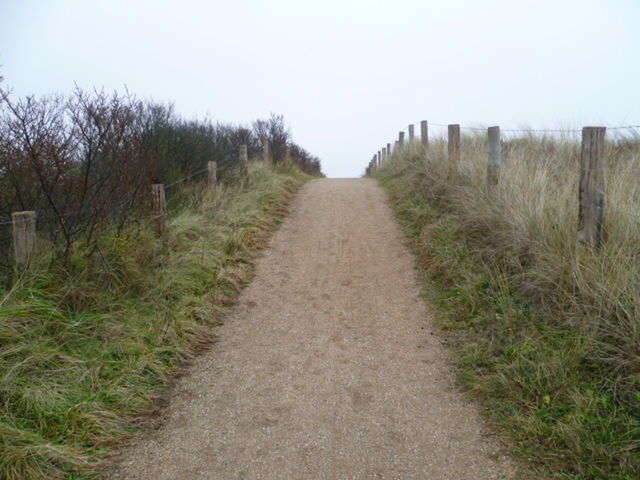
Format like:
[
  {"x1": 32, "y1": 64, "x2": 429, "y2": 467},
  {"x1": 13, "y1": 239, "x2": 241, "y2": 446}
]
[
  {"x1": 0, "y1": 162, "x2": 309, "y2": 480},
  {"x1": 375, "y1": 134, "x2": 640, "y2": 480}
]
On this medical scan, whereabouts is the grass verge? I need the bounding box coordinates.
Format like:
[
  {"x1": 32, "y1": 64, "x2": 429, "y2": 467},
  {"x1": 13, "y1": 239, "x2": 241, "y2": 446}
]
[
  {"x1": 0, "y1": 162, "x2": 310, "y2": 480},
  {"x1": 375, "y1": 148, "x2": 639, "y2": 480}
]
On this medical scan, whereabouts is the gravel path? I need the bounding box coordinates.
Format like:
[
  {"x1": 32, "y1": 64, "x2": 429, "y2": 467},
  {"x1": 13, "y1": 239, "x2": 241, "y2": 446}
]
[{"x1": 108, "y1": 178, "x2": 514, "y2": 480}]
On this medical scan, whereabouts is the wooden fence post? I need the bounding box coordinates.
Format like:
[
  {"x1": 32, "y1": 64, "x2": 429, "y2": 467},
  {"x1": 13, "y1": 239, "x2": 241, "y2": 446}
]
[
  {"x1": 207, "y1": 161, "x2": 217, "y2": 190},
  {"x1": 387, "y1": 143, "x2": 391, "y2": 158},
  {"x1": 421, "y1": 120, "x2": 428, "y2": 148},
  {"x1": 448, "y1": 124, "x2": 460, "y2": 174},
  {"x1": 578, "y1": 126, "x2": 607, "y2": 248},
  {"x1": 487, "y1": 126, "x2": 501, "y2": 185},
  {"x1": 377, "y1": 150, "x2": 381, "y2": 166},
  {"x1": 11, "y1": 211, "x2": 36, "y2": 265},
  {"x1": 399, "y1": 131, "x2": 405, "y2": 150},
  {"x1": 408, "y1": 124, "x2": 415, "y2": 142},
  {"x1": 382, "y1": 147, "x2": 387, "y2": 163},
  {"x1": 285, "y1": 146, "x2": 291, "y2": 166},
  {"x1": 151, "y1": 184, "x2": 167, "y2": 234},
  {"x1": 262, "y1": 140, "x2": 270, "y2": 164},
  {"x1": 240, "y1": 145, "x2": 249, "y2": 179}
]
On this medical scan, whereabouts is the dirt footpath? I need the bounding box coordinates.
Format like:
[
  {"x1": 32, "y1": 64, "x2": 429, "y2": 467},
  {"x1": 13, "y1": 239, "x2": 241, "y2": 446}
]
[{"x1": 108, "y1": 178, "x2": 514, "y2": 480}]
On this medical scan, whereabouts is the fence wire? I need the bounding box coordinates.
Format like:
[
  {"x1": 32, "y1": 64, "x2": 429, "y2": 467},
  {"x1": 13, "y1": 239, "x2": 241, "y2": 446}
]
[
  {"x1": 0, "y1": 168, "x2": 211, "y2": 227},
  {"x1": 370, "y1": 121, "x2": 640, "y2": 223}
]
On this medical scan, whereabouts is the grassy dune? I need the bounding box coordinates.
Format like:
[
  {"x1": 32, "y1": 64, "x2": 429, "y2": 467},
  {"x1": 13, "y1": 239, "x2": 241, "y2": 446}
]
[
  {"x1": 0, "y1": 163, "x2": 309, "y2": 480},
  {"x1": 375, "y1": 132, "x2": 640, "y2": 479}
]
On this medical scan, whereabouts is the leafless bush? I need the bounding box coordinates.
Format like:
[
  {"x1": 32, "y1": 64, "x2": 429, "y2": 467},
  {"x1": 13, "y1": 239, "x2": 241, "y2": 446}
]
[{"x1": 0, "y1": 89, "x2": 322, "y2": 275}]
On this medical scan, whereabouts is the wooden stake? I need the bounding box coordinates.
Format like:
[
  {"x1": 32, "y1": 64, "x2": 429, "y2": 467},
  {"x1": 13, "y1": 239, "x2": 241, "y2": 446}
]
[
  {"x1": 382, "y1": 147, "x2": 387, "y2": 163},
  {"x1": 240, "y1": 145, "x2": 249, "y2": 179},
  {"x1": 421, "y1": 120, "x2": 428, "y2": 148},
  {"x1": 151, "y1": 184, "x2": 167, "y2": 234},
  {"x1": 408, "y1": 124, "x2": 415, "y2": 142},
  {"x1": 578, "y1": 126, "x2": 607, "y2": 247},
  {"x1": 262, "y1": 140, "x2": 270, "y2": 164},
  {"x1": 448, "y1": 124, "x2": 460, "y2": 174},
  {"x1": 399, "y1": 131, "x2": 405, "y2": 150},
  {"x1": 387, "y1": 142, "x2": 391, "y2": 158},
  {"x1": 11, "y1": 211, "x2": 36, "y2": 265},
  {"x1": 207, "y1": 161, "x2": 217, "y2": 190},
  {"x1": 487, "y1": 126, "x2": 501, "y2": 185}
]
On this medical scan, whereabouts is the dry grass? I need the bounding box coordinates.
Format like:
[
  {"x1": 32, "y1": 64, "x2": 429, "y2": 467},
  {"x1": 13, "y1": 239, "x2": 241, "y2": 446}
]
[{"x1": 376, "y1": 131, "x2": 640, "y2": 479}]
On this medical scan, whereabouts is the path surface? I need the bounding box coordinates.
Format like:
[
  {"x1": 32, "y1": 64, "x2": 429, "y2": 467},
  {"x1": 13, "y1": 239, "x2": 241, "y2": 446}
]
[{"x1": 108, "y1": 178, "x2": 514, "y2": 480}]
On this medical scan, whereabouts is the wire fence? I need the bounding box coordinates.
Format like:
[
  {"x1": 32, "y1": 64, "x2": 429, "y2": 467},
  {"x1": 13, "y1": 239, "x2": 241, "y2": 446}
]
[
  {"x1": 0, "y1": 158, "x2": 225, "y2": 281},
  {"x1": 405, "y1": 121, "x2": 640, "y2": 133},
  {"x1": 367, "y1": 121, "x2": 640, "y2": 248}
]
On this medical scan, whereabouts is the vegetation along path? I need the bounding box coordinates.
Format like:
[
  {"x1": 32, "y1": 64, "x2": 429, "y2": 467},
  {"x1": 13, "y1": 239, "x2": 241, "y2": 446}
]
[{"x1": 108, "y1": 178, "x2": 514, "y2": 479}]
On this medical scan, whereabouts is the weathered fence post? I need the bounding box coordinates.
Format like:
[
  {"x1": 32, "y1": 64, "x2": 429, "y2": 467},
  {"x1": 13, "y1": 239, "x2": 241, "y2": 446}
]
[
  {"x1": 377, "y1": 150, "x2": 381, "y2": 166},
  {"x1": 240, "y1": 145, "x2": 249, "y2": 179},
  {"x1": 408, "y1": 124, "x2": 415, "y2": 142},
  {"x1": 387, "y1": 143, "x2": 391, "y2": 158},
  {"x1": 151, "y1": 184, "x2": 167, "y2": 234},
  {"x1": 262, "y1": 140, "x2": 270, "y2": 164},
  {"x1": 487, "y1": 126, "x2": 501, "y2": 185},
  {"x1": 421, "y1": 120, "x2": 428, "y2": 148},
  {"x1": 399, "y1": 131, "x2": 405, "y2": 150},
  {"x1": 285, "y1": 146, "x2": 291, "y2": 166},
  {"x1": 207, "y1": 161, "x2": 217, "y2": 190},
  {"x1": 448, "y1": 124, "x2": 460, "y2": 174},
  {"x1": 11, "y1": 211, "x2": 36, "y2": 265},
  {"x1": 578, "y1": 126, "x2": 607, "y2": 248},
  {"x1": 382, "y1": 147, "x2": 387, "y2": 163}
]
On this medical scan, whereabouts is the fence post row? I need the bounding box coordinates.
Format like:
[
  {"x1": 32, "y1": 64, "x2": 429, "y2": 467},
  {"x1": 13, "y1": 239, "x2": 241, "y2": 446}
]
[
  {"x1": 12, "y1": 211, "x2": 36, "y2": 265},
  {"x1": 151, "y1": 183, "x2": 167, "y2": 234},
  {"x1": 421, "y1": 120, "x2": 428, "y2": 148},
  {"x1": 368, "y1": 120, "x2": 615, "y2": 250},
  {"x1": 207, "y1": 161, "x2": 217, "y2": 190},
  {"x1": 448, "y1": 124, "x2": 460, "y2": 174},
  {"x1": 578, "y1": 126, "x2": 607, "y2": 248},
  {"x1": 487, "y1": 126, "x2": 501, "y2": 185},
  {"x1": 240, "y1": 145, "x2": 249, "y2": 179}
]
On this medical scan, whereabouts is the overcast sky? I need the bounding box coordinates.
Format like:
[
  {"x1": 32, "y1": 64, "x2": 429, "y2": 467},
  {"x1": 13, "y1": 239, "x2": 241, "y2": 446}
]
[{"x1": 1, "y1": 0, "x2": 639, "y2": 177}]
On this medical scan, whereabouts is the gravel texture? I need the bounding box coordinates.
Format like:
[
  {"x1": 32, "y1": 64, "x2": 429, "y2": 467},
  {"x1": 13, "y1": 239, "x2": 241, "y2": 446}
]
[{"x1": 107, "y1": 178, "x2": 515, "y2": 479}]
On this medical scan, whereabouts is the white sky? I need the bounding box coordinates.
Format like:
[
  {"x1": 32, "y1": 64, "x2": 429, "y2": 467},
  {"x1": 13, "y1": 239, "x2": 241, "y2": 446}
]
[{"x1": 1, "y1": 0, "x2": 639, "y2": 177}]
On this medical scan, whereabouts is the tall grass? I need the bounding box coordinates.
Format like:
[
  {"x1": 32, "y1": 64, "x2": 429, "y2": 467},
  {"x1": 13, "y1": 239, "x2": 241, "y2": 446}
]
[
  {"x1": 0, "y1": 162, "x2": 309, "y2": 480},
  {"x1": 376, "y1": 131, "x2": 640, "y2": 479}
]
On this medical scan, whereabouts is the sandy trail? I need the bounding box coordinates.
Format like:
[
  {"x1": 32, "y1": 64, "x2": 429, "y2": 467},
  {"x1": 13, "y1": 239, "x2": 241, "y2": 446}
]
[{"x1": 108, "y1": 178, "x2": 514, "y2": 480}]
